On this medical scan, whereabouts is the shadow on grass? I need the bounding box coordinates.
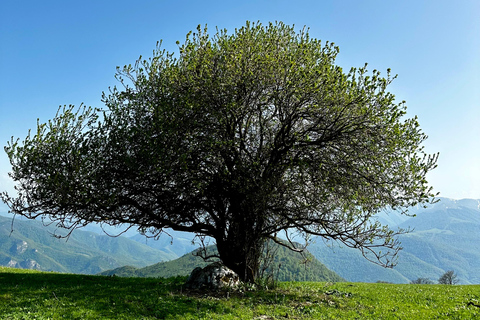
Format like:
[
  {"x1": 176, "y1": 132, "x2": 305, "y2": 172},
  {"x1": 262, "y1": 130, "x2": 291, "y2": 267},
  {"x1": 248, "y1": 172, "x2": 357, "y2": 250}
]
[{"x1": 0, "y1": 272, "x2": 229, "y2": 319}]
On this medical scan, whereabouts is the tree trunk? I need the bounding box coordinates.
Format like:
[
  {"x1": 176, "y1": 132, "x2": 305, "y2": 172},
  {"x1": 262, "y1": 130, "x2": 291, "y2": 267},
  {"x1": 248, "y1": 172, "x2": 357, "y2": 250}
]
[
  {"x1": 216, "y1": 231, "x2": 264, "y2": 283},
  {"x1": 213, "y1": 187, "x2": 267, "y2": 283}
]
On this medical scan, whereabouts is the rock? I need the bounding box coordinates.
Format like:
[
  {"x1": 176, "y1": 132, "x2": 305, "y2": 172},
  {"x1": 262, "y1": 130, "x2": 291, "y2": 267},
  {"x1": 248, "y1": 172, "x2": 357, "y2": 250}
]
[
  {"x1": 6, "y1": 259, "x2": 19, "y2": 268},
  {"x1": 11, "y1": 240, "x2": 28, "y2": 254},
  {"x1": 186, "y1": 262, "x2": 241, "y2": 290},
  {"x1": 20, "y1": 259, "x2": 41, "y2": 270}
]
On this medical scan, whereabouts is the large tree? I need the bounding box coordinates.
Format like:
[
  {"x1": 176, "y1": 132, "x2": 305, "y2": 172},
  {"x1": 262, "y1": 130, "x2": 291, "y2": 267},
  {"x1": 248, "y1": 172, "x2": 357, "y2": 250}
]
[{"x1": 2, "y1": 22, "x2": 437, "y2": 282}]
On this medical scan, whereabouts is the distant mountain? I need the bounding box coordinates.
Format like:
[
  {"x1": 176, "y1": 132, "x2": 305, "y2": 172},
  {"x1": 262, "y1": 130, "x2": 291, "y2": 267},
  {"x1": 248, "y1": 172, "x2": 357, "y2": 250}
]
[
  {"x1": 0, "y1": 215, "x2": 175, "y2": 274},
  {"x1": 99, "y1": 242, "x2": 345, "y2": 283},
  {"x1": 128, "y1": 230, "x2": 199, "y2": 258},
  {"x1": 309, "y1": 198, "x2": 480, "y2": 284}
]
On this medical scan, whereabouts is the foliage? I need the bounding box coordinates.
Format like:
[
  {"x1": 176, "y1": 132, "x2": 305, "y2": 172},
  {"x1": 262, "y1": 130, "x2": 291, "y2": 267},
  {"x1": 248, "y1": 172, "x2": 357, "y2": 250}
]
[
  {"x1": 2, "y1": 21, "x2": 438, "y2": 282},
  {"x1": 439, "y1": 270, "x2": 459, "y2": 285},
  {"x1": 1, "y1": 268, "x2": 480, "y2": 319}
]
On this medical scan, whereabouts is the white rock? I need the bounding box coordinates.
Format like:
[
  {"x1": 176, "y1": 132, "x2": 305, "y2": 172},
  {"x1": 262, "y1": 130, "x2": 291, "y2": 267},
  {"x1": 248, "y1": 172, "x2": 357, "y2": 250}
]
[{"x1": 186, "y1": 262, "x2": 241, "y2": 290}]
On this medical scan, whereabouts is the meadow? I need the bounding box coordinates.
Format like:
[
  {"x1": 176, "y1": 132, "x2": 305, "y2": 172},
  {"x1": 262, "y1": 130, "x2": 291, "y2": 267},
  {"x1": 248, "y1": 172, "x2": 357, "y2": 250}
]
[{"x1": 1, "y1": 267, "x2": 480, "y2": 319}]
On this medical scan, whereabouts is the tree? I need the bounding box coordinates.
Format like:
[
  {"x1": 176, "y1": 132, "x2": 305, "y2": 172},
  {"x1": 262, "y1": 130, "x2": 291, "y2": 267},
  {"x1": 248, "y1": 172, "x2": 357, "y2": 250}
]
[
  {"x1": 1, "y1": 22, "x2": 438, "y2": 283},
  {"x1": 438, "y1": 270, "x2": 459, "y2": 285}
]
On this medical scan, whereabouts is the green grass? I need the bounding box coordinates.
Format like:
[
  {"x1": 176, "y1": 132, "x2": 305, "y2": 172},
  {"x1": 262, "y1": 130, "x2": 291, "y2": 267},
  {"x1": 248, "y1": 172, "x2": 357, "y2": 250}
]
[{"x1": 1, "y1": 267, "x2": 480, "y2": 319}]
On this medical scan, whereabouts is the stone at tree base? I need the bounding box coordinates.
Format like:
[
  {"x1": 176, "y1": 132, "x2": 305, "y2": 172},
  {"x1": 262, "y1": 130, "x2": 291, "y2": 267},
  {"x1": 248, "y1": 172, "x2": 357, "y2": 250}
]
[{"x1": 186, "y1": 262, "x2": 241, "y2": 290}]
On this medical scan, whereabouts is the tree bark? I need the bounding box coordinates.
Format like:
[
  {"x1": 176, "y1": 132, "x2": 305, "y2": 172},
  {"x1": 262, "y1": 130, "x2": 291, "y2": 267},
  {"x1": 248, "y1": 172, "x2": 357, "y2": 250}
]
[{"x1": 215, "y1": 219, "x2": 265, "y2": 283}]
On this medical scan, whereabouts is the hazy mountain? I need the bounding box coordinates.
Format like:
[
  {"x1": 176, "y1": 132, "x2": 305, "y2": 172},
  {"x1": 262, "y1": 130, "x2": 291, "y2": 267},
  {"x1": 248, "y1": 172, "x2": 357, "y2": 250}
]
[
  {"x1": 128, "y1": 230, "x2": 199, "y2": 258},
  {"x1": 309, "y1": 198, "x2": 480, "y2": 284},
  {"x1": 0, "y1": 215, "x2": 175, "y2": 274}
]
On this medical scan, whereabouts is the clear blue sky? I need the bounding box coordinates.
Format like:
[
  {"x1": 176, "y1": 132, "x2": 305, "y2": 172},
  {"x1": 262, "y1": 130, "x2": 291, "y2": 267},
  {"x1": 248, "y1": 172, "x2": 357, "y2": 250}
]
[{"x1": 1, "y1": 0, "x2": 479, "y2": 204}]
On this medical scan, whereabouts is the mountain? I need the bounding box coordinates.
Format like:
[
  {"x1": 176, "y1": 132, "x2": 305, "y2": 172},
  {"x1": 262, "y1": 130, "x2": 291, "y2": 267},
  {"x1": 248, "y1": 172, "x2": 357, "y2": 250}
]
[
  {"x1": 99, "y1": 242, "x2": 345, "y2": 282},
  {"x1": 0, "y1": 215, "x2": 175, "y2": 274},
  {"x1": 309, "y1": 198, "x2": 480, "y2": 284},
  {"x1": 128, "y1": 230, "x2": 199, "y2": 258}
]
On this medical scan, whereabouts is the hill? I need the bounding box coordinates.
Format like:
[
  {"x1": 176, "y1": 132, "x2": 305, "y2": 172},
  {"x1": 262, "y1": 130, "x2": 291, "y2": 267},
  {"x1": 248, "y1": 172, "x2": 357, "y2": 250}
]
[
  {"x1": 99, "y1": 242, "x2": 345, "y2": 282},
  {"x1": 0, "y1": 215, "x2": 174, "y2": 274}
]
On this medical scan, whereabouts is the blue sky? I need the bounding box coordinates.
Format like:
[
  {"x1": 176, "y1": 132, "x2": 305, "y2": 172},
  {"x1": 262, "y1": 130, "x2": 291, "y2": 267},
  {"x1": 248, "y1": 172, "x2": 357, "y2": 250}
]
[{"x1": 1, "y1": 0, "x2": 479, "y2": 203}]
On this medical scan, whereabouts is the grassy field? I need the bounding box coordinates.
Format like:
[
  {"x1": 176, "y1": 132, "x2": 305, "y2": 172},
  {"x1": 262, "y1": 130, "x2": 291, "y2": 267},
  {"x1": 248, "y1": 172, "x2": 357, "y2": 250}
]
[{"x1": 1, "y1": 267, "x2": 480, "y2": 319}]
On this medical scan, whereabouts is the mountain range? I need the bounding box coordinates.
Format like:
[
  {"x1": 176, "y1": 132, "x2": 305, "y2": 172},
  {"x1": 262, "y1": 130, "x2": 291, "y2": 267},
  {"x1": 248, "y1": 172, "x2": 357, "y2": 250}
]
[
  {"x1": 1, "y1": 198, "x2": 479, "y2": 284},
  {"x1": 0, "y1": 215, "x2": 175, "y2": 274},
  {"x1": 309, "y1": 198, "x2": 480, "y2": 284},
  {"x1": 0, "y1": 214, "x2": 344, "y2": 282}
]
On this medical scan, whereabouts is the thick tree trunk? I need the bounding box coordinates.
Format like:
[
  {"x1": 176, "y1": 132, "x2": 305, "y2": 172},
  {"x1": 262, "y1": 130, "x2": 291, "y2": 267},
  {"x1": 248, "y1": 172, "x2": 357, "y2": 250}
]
[
  {"x1": 213, "y1": 187, "x2": 267, "y2": 283},
  {"x1": 216, "y1": 231, "x2": 264, "y2": 283},
  {"x1": 216, "y1": 222, "x2": 264, "y2": 283}
]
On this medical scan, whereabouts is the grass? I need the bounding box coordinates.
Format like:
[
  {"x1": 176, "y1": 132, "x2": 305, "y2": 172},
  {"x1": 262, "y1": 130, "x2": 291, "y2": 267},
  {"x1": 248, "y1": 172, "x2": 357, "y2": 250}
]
[{"x1": 1, "y1": 267, "x2": 480, "y2": 319}]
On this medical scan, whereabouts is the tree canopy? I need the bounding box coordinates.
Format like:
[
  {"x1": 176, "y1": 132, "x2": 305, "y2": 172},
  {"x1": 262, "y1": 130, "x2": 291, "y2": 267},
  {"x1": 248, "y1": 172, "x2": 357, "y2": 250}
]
[{"x1": 2, "y1": 22, "x2": 438, "y2": 282}]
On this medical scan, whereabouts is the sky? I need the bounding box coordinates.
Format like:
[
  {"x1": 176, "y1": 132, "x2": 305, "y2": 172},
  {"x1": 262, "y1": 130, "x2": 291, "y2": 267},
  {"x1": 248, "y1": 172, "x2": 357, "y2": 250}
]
[{"x1": 0, "y1": 0, "x2": 479, "y2": 209}]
